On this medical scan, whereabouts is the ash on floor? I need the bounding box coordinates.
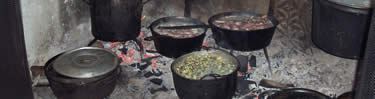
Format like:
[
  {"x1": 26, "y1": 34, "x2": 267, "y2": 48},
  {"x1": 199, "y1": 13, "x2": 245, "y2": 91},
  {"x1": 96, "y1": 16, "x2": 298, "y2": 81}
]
[{"x1": 33, "y1": 25, "x2": 356, "y2": 99}]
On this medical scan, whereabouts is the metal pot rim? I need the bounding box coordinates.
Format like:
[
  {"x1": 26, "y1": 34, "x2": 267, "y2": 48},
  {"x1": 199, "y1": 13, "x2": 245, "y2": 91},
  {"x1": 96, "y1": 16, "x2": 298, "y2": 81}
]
[
  {"x1": 149, "y1": 16, "x2": 208, "y2": 39},
  {"x1": 267, "y1": 88, "x2": 331, "y2": 99},
  {"x1": 318, "y1": 0, "x2": 371, "y2": 14},
  {"x1": 208, "y1": 11, "x2": 279, "y2": 32},
  {"x1": 171, "y1": 50, "x2": 240, "y2": 81},
  {"x1": 326, "y1": 0, "x2": 372, "y2": 9}
]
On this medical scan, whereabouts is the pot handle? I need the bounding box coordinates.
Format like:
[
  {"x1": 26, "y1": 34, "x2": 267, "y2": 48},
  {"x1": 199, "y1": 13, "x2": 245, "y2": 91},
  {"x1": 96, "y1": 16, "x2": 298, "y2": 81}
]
[
  {"x1": 144, "y1": 36, "x2": 155, "y2": 41},
  {"x1": 201, "y1": 46, "x2": 230, "y2": 54},
  {"x1": 144, "y1": 35, "x2": 162, "y2": 41},
  {"x1": 200, "y1": 74, "x2": 223, "y2": 80}
]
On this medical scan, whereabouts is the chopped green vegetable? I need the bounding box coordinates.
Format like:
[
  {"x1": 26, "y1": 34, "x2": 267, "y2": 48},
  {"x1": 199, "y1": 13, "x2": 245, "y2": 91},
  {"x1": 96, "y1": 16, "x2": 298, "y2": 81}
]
[{"x1": 173, "y1": 51, "x2": 237, "y2": 80}]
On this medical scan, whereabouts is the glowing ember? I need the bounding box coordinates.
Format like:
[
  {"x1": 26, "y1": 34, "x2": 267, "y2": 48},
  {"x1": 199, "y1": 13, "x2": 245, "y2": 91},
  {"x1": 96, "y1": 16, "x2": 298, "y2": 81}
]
[
  {"x1": 238, "y1": 72, "x2": 244, "y2": 77},
  {"x1": 144, "y1": 54, "x2": 150, "y2": 58},
  {"x1": 126, "y1": 49, "x2": 136, "y2": 63},
  {"x1": 202, "y1": 42, "x2": 208, "y2": 47},
  {"x1": 152, "y1": 58, "x2": 159, "y2": 68},
  {"x1": 119, "y1": 53, "x2": 128, "y2": 64},
  {"x1": 247, "y1": 64, "x2": 251, "y2": 72},
  {"x1": 138, "y1": 32, "x2": 145, "y2": 39},
  {"x1": 110, "y1": 42, "x2": 121, "y2": 46},
  {"x1": 142, "y1": 16, "x2": 147, "y2": 20}
]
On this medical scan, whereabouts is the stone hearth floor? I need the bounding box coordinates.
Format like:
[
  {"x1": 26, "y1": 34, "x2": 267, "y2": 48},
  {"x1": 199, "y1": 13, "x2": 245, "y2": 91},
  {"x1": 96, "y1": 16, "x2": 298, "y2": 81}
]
[{"x1": 33, "y1": 27, "x2": 357, "y2": 99}]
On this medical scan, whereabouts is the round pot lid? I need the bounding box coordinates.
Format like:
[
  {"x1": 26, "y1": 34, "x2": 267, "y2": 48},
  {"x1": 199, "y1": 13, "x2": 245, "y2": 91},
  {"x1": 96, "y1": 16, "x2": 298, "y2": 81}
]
[
  {"x1": 267, "y1": 88, "x2": 330, "y2": 99},
  {"x1": 52, "y1": 47, "x2": 119, "y2": 78}
]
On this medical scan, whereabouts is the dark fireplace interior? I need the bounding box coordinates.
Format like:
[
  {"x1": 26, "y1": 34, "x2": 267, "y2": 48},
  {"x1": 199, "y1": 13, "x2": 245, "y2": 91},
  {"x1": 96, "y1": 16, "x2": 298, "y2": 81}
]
[{"x1": 4, "y1": 0, "x2": 372, "y2": 99}]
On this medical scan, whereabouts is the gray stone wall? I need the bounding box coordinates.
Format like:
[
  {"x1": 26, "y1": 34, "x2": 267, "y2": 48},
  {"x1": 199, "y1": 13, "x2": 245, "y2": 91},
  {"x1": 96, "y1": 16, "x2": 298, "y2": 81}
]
[{"x1": 21, "y1": 0, "x2": 93, "y2": 66}]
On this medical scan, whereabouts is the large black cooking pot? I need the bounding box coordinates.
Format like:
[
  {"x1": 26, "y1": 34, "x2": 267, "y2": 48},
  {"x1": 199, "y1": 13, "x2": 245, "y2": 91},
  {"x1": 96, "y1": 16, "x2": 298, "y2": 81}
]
[
  {"x1": 87, "y1": 0, "x2": 145, "y2": 41},
  {"x1": 44, "y1": 48, "x2": 121, "y2": 99},
  {"x1": 312, "y1": 0, "x2": 372, "y2": 59},
  {"x1": 148, "y1": 16, "x2": 207, "y2": 58},
  {"x1": 208, "y1": 12, "x2": 279, "y2": 51},
  {"x1": 171, "y1": 50, "x2": 239, "y2": 99}
]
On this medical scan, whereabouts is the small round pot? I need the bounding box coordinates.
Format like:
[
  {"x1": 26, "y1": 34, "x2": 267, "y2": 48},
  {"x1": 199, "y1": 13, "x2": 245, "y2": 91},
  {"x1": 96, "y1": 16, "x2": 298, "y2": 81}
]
[
  {"x1": 148, "y1": 16, "x2": 208, "y2": 58},
  {"x1": 208, "y1": 12, "x2": 279, "y2": 51},
  {"x1": 171, "y1": 50, "x2": 239, "y2": 99}
]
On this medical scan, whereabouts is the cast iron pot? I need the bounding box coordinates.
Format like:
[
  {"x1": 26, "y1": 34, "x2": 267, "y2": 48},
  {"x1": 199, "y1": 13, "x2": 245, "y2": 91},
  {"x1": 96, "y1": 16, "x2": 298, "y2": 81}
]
[
  {"x1": 208, "y1": 12, "x2": 279, "y2": 51},
  {"x1": 259, "y1": 88, "x2": 331, "y2": 99},
  {"x1": 171, "y1": 50, "x2": 239, "y2": 99},
  {"x1": 312, "y1": 0, "x2": 371, "y2": 59},
  {"x1": 44, "y1": 50, "x2": 121, "y2": 99},
  {"x1": 147, "y1": 16, "x2": 208, "y2": 58},
  {"x1": 86, "y1": 0, "x2": 150, "y2": 41}
]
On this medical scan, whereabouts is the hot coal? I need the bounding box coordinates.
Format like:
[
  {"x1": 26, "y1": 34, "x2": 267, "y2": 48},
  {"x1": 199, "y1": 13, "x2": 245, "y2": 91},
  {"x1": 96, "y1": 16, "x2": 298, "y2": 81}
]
[
  {"x1": 138, "y1": 62, "x2": 150, "y2": 70},
  {"x1": 138, "y1": 56, "x2": 162, "y2": 70},
  {"x1": 237, "y1": 77, "x2": 257, "y2": 96},
  {"x1": 150, "y1": 78, "x2": 163, "y2": 85},
  {"x1": 130, "y1": 63, "x2": 140, "y2": 67},
  {"x1": 149, "y1": 85, "x2": 169, "y2": 94},
  {"x1": 119, "y1": 47, "x2": 128, "y2": 55},
  {"x1": 154, "y1": 23, "x2": 205, "y2": 39},
  {"x1": 144, "y1": 71, "x2": 154, "y2": 78},
  {"x1": 237, "y1": 55, "x2": 249, "y2": 72},
  {"x1": 144, "y1": 69, "x2": 163, "y2": 78},
  {"x1": 250, "y1": 55, "x2": 257, "y2": 67},
  {"x1": 213, "y1": 15, "x2": 273, "y2": 31}
]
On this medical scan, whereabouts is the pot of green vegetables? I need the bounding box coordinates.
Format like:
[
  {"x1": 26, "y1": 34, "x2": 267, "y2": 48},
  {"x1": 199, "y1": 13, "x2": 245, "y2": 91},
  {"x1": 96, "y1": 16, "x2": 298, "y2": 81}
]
[{"x1": 171, "y1": 49, "x2": 239, "y2": 99}]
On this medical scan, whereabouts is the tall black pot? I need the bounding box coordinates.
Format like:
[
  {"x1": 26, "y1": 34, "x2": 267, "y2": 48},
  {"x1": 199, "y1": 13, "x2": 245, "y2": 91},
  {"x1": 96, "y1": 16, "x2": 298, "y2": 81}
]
[
  {"x1": 208, "y1": 12, "x2": 279, "y2": 51},
  {"x1": 148, "y1": 16, "x2": 207, "y2": 58},
  {"x1": 88, "y1": 0, "x2": 143, "y2": 41},
  {"x1": 312, "y1": 0, "x2": 372, "y2": 59}
]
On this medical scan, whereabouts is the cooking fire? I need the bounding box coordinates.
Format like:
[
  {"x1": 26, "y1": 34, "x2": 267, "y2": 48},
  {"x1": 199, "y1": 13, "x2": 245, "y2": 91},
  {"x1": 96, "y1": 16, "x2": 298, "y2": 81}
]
[{"x1": 31, "y1": 0, "x2": 359, "y2": 99}]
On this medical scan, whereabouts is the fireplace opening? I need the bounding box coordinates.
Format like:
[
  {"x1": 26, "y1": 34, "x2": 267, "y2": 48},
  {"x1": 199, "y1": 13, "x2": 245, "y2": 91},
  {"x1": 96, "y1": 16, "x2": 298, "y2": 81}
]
[{"x1": 16, "y1": 0, "x2": 372, "y2": 99}]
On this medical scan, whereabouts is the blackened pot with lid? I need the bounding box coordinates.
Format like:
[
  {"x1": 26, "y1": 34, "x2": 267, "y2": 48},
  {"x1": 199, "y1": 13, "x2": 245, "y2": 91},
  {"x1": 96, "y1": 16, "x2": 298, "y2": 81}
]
[{"x1": 44, "y1": 47, "x2": 121, "y2": 99}]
